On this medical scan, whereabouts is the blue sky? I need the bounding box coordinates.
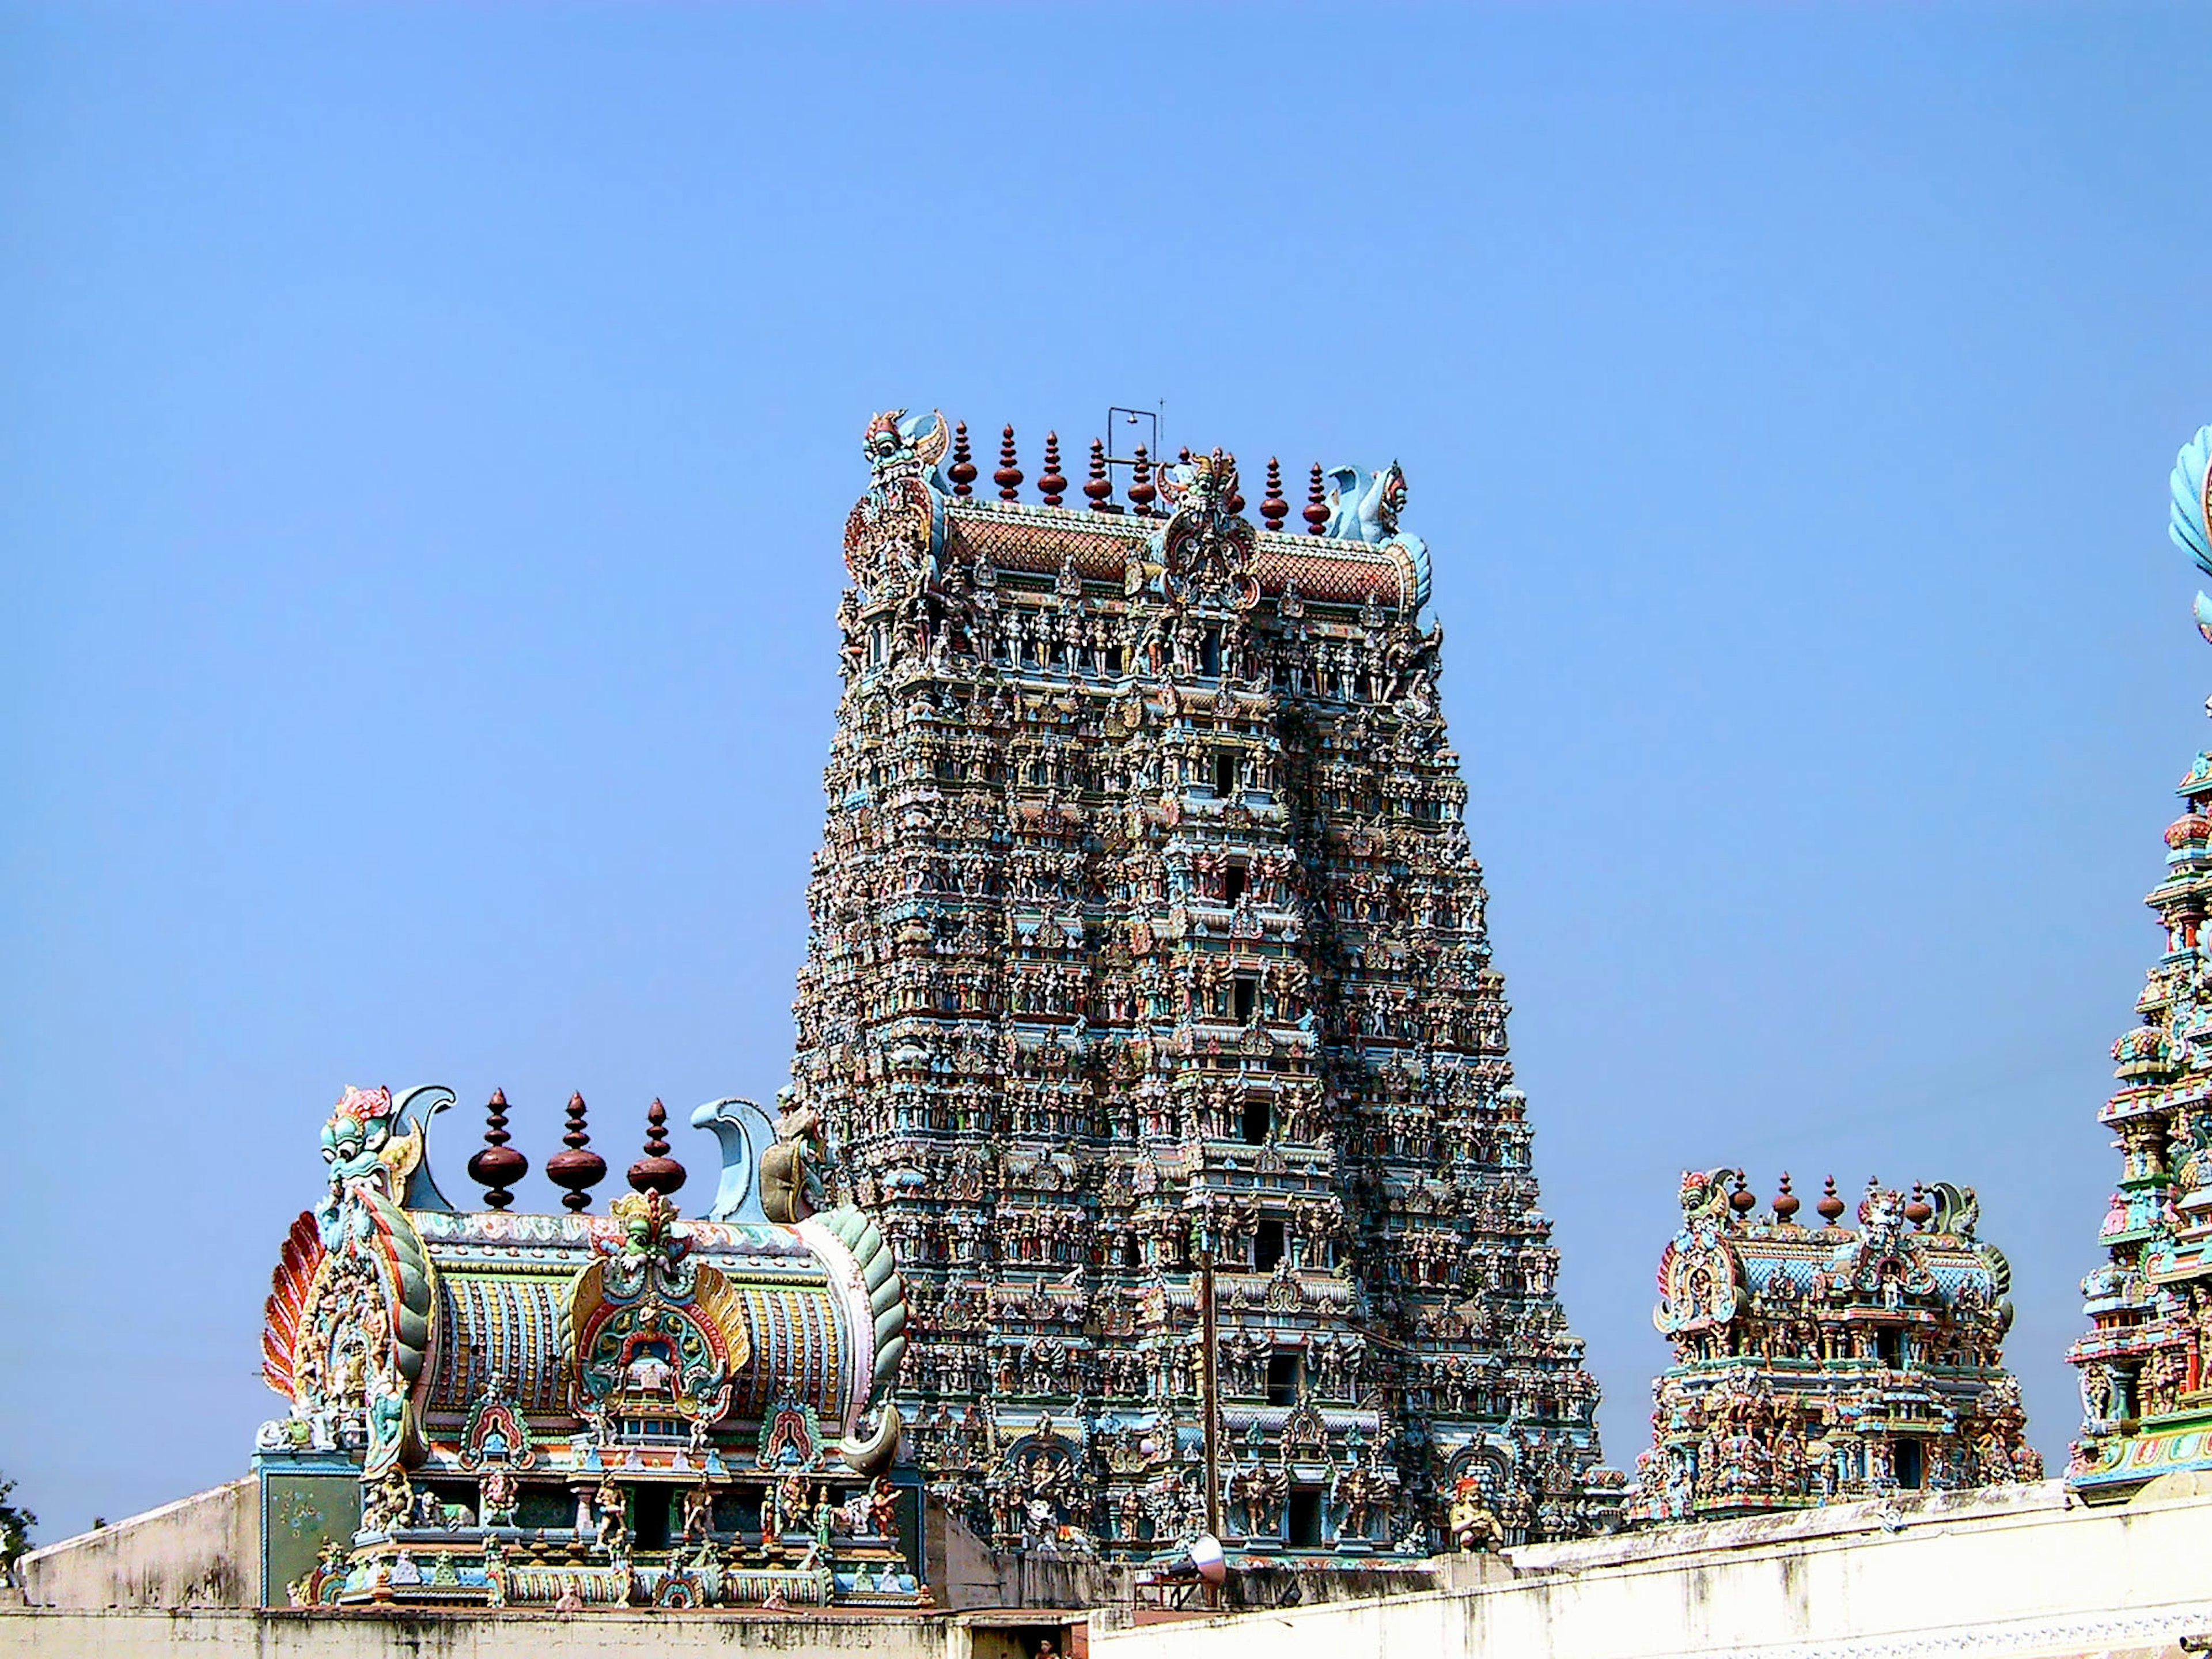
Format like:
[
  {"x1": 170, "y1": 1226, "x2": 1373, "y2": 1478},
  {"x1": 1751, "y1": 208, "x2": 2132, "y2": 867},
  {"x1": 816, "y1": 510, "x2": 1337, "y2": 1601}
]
[{"x1": 3, "y1": 3, "x2": 2209, "y2": 1537}]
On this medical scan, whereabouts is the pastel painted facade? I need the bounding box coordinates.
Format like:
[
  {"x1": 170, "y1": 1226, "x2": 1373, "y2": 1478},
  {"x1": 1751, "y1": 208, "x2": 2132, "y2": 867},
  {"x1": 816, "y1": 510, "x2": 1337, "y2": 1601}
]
[
  {"x1": 1627, "y1": 1168, "x2": 2036, "y2": 1524},
  {"x1": 2067, "y1": 423, "x2": 2212, "y2": 1499},
  {"x1": 793, "y1": 412, "x2": 1618, "y2": 1566},
  {"x1": 251, "y1": 1083, "x2": 921, "y2": 1610}
]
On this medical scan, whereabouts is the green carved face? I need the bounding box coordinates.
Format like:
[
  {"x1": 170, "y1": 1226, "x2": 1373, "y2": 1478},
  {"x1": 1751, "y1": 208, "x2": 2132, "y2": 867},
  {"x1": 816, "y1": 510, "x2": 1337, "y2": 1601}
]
[{"x1": 320, "y1": 1086, "x2": 393, "y2": 1181}]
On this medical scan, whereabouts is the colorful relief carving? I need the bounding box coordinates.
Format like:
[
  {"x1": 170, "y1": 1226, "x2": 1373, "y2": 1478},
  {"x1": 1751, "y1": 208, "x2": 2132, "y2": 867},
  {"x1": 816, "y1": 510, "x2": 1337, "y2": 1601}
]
[
  {"x1": 256, "y1": 1085, "x2": 921, "y2": 1611},
  {"x1": 2068, "y1": 423, "x2": 2212, "y2": 1498},
  {"x1": 792, "y1": 410, "x2": 1620, "y2": 1563},
  {"x1": 1628, "y1": 1169, "x2": 2036, "y2": 1524}
]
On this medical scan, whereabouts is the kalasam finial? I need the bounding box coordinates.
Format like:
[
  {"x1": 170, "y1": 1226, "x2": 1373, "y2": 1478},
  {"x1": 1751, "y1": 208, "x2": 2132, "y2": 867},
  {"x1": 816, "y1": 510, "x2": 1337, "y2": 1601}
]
[
  {"x1": 547, "y1": 1091, "x2": 608, "y2": 1213},
  {"x1": 467, "y1": 1086, "x2": 528, "y2": 1211}
]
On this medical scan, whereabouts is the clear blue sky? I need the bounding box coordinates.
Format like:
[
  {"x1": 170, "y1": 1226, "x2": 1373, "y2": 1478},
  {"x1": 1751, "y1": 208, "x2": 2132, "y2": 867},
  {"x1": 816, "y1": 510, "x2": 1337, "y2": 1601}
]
[{"x1": 3, "y1": 3, "x2": 2207, "y2": 1539}]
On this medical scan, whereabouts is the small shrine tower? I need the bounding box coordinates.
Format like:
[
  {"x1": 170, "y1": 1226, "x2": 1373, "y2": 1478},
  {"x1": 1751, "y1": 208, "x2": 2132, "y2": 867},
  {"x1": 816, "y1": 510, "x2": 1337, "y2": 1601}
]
[{"x1": 1627, "y1": 1168, "x2": 2037, "y2": 1524}]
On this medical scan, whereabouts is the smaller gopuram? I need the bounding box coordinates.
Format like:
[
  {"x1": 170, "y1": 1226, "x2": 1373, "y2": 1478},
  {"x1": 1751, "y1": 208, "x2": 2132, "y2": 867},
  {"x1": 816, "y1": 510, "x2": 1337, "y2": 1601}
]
[
  {"x1": 1626, "y1": 1168, "x2": 2036, "y2": 1524},
  {"x1": 2069, "y1": 423, "x2": 2212, "y2": 1499},
  {"x1": 253, "y1": 1084, "x2": 918, "y2": 1611}
]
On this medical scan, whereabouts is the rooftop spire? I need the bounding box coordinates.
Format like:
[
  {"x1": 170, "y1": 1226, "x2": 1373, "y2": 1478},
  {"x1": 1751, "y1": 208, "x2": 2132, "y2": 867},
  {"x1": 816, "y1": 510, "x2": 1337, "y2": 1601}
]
[
  {"x1": 1038, "y1": 431, "x2": 1066, "y2": 506},
  {"x1": 465, "y1": 1087, "x2": 528, "y2": 1211},
  {"x1": 995, "y1": 424, "x2": 1024, "y2": 502},
  {"x1": 1084, "y1": 438, "x2": 1114, "y2": 512},
  {"x1": 1127, "y1": 444, "x2": 1155, "y2": 515},
  {"x1": 546, "y1": 1091, "x2": 607, "y2": 1213},
  {"x1": 1304, "y1": 462, "x2": 1330, "y2": 533},
  {"x1": 627, "y1": 1098, "x2": 686, "y2": 1198},
  {"x1": 948, "y1": 420, "x2": 976, "y2": 498},
  {"x1": 1261, "y1": 457, "x2": 1287, "y2": 531}
]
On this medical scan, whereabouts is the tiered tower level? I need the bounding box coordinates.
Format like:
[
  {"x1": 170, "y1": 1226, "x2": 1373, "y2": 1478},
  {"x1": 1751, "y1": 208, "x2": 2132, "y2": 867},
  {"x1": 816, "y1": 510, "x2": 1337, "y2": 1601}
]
[
  {"x1": 1628, "y1": 1168, "x2": 2036, "y2": 1526},
  {"x1": 2069, "y1": 425, "x2": 2212, "y2": 1498},
  {"x1": 790, "y1": 410, "x2": 1619, "y2": 1559}
]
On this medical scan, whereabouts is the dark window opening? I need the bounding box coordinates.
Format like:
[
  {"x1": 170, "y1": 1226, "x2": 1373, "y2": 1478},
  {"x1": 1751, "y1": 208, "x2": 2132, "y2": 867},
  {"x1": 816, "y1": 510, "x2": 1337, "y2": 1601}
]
[
  {"x1": 1233, "y1": 976, "x2": 1257, "y2": 1023},
  {"x1": 1255, "y1": 1217, "x2": 1286, "y2": 1271},
  {"x1": 1895, "y1": 1438, "x2": 1924, "y2": 1490},
  {"x1": 630, "y1": 1484, "x2": 671, "y2": 1551},
  {"x1": 1107, "y1": 644, "x2": 1124, "y2": 674},
  {"x1": 1201, "y1": 628, "x2": 1223, "y2": 676},
  {"x1": 1287, "y1": 1487, "x2": 1322, "y2": 1547},
  {"x1": 1122, "y1": 1233, "x2": 1142, "y2": 1270},
  {"x1": 1224, "y1": 863, "x2": 1248, "y2": 906},
  {"x1": 1877, "y1": 1328, "x2": 1904, "y2": 1368},
  {"x1": 1267, "y1": 1352, "x2": 1302, "y2": 1407},
  {"x1": 1241, "y1": 1097, "x2": 1270, "y2": 1146},
  {"x1": 1215, "y1": 750, "x2": 1238, "y2": 797}
]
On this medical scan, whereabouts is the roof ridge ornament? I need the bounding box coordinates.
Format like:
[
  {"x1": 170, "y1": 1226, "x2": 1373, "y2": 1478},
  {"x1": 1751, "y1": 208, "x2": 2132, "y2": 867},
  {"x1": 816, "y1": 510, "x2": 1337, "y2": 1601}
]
[{"x1": 2173, "y1": 425, "x2": 2212, "y2": 645}]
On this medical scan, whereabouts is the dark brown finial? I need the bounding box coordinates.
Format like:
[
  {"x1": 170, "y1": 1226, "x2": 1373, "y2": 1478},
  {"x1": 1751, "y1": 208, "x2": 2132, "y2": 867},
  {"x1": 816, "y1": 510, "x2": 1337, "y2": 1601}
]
[
  {"x1": 1773, "y1": 1172, "x2": 1800, "y2": 1225},
  {"x1": 1084, "y1": 438, "x2": 1115, "y2": 512},
  {"x1": 1728, "y1": 1171, "x2": 1758, "y2": 1215},
  {"x1": 628, "y1": 1098, "x2": 687, "y2": 1198},
  {"x1": 994, "y1": 424, "x2": 1024, "y2": 502},
  {"x1": 1262, "y1": 457, "x2": 1288, "y2": 531},
  {"x1": 1905, "y1": 1181, "x2": 1933, "y2": 1228},
  {"x1": 1303, "y1": 463, "x2": 1330, "y2": 533},
  {"x1": 1128, "y1": 444, "x2": 1156, "y2": 514},
  {"x1": 546, "y1": 1091, "x2": 607, "y2": 1213},
  {"x1": 1817, "y1": 1175, "x2": 1846, "y2": 1225},
  {"x1": 1222, "y1": 450, "x2": 1245, "y2": 516},
  {"x1": 1038, "y1": 431, "x2": 1067, "y2": 506},
  {"x1": 466, "y1": 1087, "x2": 528, "y2": 1211},
  {"x1": 948, "y1": 421, "x2": 976, "y2": 498}
]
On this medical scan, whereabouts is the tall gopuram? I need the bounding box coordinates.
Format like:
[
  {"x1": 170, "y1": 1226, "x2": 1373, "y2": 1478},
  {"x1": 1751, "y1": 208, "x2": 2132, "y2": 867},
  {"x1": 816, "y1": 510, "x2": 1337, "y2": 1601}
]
[
  {"x1": 789, "y1": 408, "x2": 1620, "y2": 1561},
  {"x1": 2068, "y1": 424, "x2": 2212, "y2": 1500},
  {"x1": 1624, "y1": 1168, "x2": 2036, "y2": 1525}
]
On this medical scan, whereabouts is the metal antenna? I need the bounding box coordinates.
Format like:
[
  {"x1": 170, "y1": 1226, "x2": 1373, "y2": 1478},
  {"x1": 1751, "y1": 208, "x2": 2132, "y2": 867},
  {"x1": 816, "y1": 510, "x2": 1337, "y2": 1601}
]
[{"x1": 1104, "y1": 403, "x2": 1163, "y2": 493}]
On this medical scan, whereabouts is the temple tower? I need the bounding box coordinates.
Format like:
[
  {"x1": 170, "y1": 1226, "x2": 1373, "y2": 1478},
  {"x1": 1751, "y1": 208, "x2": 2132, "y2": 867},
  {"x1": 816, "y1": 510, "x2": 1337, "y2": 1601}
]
[
  {"x1": 1627, "y1": 1168, "x2": 2035, "y2": 1525},
  {"x1": 2068, "y1": 426, "x2": 2212, "y2": 1498},
  {"x1": 790, "y1": 411, "x2": 1619, "y2": 1556}
]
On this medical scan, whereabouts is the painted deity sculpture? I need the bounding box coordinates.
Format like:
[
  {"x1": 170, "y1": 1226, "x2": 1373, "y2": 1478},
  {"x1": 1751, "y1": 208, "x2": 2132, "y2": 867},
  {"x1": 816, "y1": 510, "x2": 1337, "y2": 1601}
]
[
  {"x1": 797, "y1": 407, "x2": 1621, "y2": 1559},
  {"x1": 252, "y1": 1084, "x2": 922, "y2": 1610},
  {"x1": 2067, "y1": 425, "x2": 2212, "y2": 1498},
  {"x1": 1626, "y1": 1168, "x2": 2034, "y2": 1524}
]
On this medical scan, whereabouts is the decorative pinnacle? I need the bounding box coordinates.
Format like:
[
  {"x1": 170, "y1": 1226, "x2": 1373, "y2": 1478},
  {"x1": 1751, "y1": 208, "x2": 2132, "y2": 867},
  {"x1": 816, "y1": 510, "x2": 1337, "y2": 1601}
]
[
  {"x1": 1038, "y1": 432, "x2": 1067, "y2": 506},
  {"x1": 627, "y1": 1098, "x2": 687, "y2": 1198},
  {"x1": 466, "y1": 1087, "x2": 529, "y2": 1211},
  {"x1": 546, "y1": 1091, "x2": 608, "y2": 1213},
  {"x1": 1727, "y1": 1171, "x2": 1758, "y2": 1215},
  {"x1": 1127, "y1": 444, "x2": 1156, "y2": 514},
  {"x1": 1261, "y1": 457, "x2": 1288, "y2": 531},
  {"x1": 948, "y1": 421, "x2": 976, "y2": 498},
  {"x1": 1084, "y1": 438, "x2": 1115, "y2": 512},
  {"x1": 1816, "y1": 1175, "x2": 1846, "y2": 1225},
  {"x1": 1905, "y1": 1181, "x2": 1934, "y2": 1228},
  {"x1": 1303, "y1": 463, "x2": 1330, "y2": 533},
  {"x1": 1772, "y1": 1172, "x2": 1800, "y2": 1225},
  {"x1": 994, "y1": 424, "x2": 1024, "y2": 502}
]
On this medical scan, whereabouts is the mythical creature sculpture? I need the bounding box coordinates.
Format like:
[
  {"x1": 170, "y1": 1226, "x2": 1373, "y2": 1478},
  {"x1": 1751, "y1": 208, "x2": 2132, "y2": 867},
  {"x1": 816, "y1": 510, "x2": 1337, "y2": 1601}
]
[
  {"x1": 2171, "y1": 424, "x2": 2212, "y2": 641},
  {"x1": 761, "y1": 1089, "x2": 831, "y2": 1225},
  {"x1": 1321, "y1": 463, "x2": 1407, "y2": 544}
]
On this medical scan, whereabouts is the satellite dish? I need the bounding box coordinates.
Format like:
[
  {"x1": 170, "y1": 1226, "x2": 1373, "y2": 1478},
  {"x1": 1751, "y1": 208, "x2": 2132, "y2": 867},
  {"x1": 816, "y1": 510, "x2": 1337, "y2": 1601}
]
[{"x1": 1188, "y1": 1534, "x2": 1227, "y2": 1586}]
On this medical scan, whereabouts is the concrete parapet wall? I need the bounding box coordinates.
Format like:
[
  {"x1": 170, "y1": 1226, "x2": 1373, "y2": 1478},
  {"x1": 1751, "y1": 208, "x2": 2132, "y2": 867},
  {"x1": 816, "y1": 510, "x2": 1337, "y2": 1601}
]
[
  {"x1": 1093, "y1": 1482, "x2": 2212, "y2": 1659},
  {"x1": 15, "y1": 1482, "x2": 2212, "y2": 1658},
  {"x1": 0, "y1": 1608, "x2": 982, "y2": 1658},
  {"x1": 20, "y1": 1479, "x2": 257, "y2": 1610}
]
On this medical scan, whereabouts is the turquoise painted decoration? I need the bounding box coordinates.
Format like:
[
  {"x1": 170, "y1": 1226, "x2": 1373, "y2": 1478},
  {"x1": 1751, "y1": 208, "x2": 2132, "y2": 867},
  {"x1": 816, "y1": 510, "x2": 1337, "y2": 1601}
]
[
  {"x1": 691, "y1": 1095, "x2": 775, "y2": 1224},
  {"x1": 2169, "y1": 425, "x2": 2212, "y2": 641}
]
